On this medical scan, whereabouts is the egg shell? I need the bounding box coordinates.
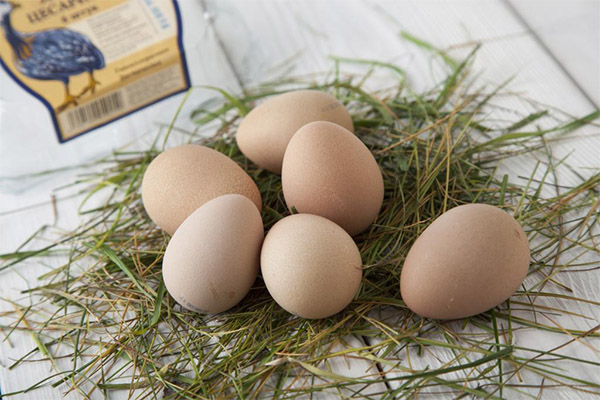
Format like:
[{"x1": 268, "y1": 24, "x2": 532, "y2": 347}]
[
  {"x1": 141, "y1": 144, "x2": 261, "y2": 235},
  {"x1": 281, "y1": 121, "x2": 384, "y2": 236},
  {"x1": 236, "y1": 90, "x2": 353, "y2": 174},
  {"x1": 261, "y1": 214, "x2": 362, "y2": 319},
  {"x1": 400, "y1": 204, "x2": 530, "y2": 319},
  {"x1": 162, "y1": 194, "x2": 264, "y2": 314}
]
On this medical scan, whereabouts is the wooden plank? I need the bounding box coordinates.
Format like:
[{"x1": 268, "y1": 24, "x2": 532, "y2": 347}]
[
  {"x1": 203, "y1": 0, "x2": 600, "y2": 181},
  {"x1": 507, "y1": 0, "x2": 600, "y2": 107},
  {"x1": 202, "y1": 0, "x2": 600, "y2": 219},
  {"x1": 1, "y1": 0, "x2": 598, "y2": 398},
  {"x1": 0, "y1": 0, "x2": 243, "y2": 398},
  {"x1": 202, "y1": 0, "x2": 600, "y2": 399},
  {"x1": 0, "y1": 200, "x2": 83, "y2": 400}
]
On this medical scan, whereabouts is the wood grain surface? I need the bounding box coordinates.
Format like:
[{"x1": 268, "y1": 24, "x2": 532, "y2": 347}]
[{"x1": 0, "y1": 0, "x2": 598, "y2": 398}]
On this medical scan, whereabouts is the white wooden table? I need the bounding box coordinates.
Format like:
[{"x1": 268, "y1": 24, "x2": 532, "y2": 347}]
[{"x1": 0, "y1": 0, "x2": 598, "y2": 398}]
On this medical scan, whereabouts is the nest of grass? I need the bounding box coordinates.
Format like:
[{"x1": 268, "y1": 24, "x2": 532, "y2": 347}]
[{"x1": 1, "y1": 40, "x2": 599, "y2": 399}]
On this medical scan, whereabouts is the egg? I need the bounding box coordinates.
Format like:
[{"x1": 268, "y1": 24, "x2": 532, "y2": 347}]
[
  {"x1": 236, "y1": 90, "x2": 353, "y2": 174},
  {"x1": 141, "y1": 144, "x2": 261, "y2": 235},
  {"x1": 261, "y1": 214, "x2": 362, "y2": 319},
  {"x1": 162, "y1": 194, "x2": 264, "y2": 314},
  {"x1": 281, "y1": 121, "x2": 384, "y2": 236},
  {"x1": 400, "y1": 204, "x2": 530, "y2": 319}
]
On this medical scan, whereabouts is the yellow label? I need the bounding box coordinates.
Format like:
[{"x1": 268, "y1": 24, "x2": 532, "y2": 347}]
[{"x1": 0, "y1": 0, "x2": 190, "y2": 141}]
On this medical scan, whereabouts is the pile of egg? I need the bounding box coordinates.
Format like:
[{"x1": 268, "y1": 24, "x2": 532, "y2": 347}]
[{"x1": 142, "y1": 90, "x2": 530, "y2": 320}]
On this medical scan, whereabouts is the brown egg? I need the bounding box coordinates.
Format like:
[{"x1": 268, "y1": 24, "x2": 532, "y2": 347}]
[
  {"x1": 261, "y1": 214, "x2": 362, "y2": 319},
  {"x1": 400, "y1": 204, "x2": 530, "y2": 319},
  {"x1": 236, "y1": 90, "x2": 353, "y2": 174},
  {"x1": 281, "y1": 121, "x2": 383, "y2": 236},
  {"x1": 141, "y1": 144, "x2": 261, "y2": 235},
  {"x1": 162, "y1": 194, "x2": 264, "y2": 314}
]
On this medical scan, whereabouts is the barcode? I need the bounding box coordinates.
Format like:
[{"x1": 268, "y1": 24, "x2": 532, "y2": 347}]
[{"x1": 66, "y1": 92, "x2": 125, "y2": 129}]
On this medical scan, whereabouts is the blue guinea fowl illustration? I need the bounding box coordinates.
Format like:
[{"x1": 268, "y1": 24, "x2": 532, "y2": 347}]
[{"x1": 0, "y1": 0, "x2": 105, "y2": 112}]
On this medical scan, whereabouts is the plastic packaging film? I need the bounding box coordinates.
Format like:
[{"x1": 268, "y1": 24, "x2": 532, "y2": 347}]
[{"x1": 0, "y1": 0, "x2": 236, "y2": 212}]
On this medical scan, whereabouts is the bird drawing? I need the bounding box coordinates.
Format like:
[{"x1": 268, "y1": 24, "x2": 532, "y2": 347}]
[{"x1": 0, "y1": 0, "x2": 105, "y2": 112}]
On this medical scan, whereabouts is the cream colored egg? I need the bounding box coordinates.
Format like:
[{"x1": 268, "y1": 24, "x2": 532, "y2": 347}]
[
  {"x1": 163, "y1": 194, "x2": 264, "y2": 314},
  {"x1": 141, "y1": 144, "x2": 261, "y2": 235},
  {"x1": 400, "y1": 204, "x2": 530, "y2": 319},
  {"x1": 261, "y1": 214, "x2": 362, "y2": 319},
  {"x1": 236, "y1": 90, "x2": 353, "y2": 174},
  {"x1": 281, "y1": 121, "x2": 383, "y2": 236}
]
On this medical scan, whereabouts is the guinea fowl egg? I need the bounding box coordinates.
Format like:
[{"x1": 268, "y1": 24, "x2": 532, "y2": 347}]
[
  {"x1": 141, "y1": 144, "x2": 261, "y2": 235},
  {"x1": 162, "y1": 194, "x2": 264, "y2": 314},
  {"x1": 261, "y1": 214, "x2": 362, "y2": 319},
  {"x1": 281, "y1": 121, "x2": 384, "y2": 236},
  {"x1": 236, "y1": 90, "x2": 353, "y2": 174},
  {"x1": 400, "y1": 204, "x2": 530, "y2": 319}
]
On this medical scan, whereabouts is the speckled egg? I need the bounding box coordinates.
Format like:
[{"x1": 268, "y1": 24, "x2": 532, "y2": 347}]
[
  {"x1": 236, "y1": 90, "x2": 353, "y2": 174},
  {"x1": 141, "y1": 144, "x2": 261, "y2": 235},
  {"x1": 281, "y1": 121, "x2": 383, "y2": 236},
  {"x1": 400, "y1": 204, "x2": 530, "y2": 319},
  {"x1": 162, "y1": 194, "x2": 264, "y2": 314},
  {"x1": 261, "y1": 214, "x2": 363, "y2": 319}
]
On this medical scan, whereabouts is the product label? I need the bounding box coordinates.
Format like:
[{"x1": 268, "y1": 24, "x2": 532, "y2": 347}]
[{"x1": 0, "y1": 0, "x2": 190, "y2": 142}]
